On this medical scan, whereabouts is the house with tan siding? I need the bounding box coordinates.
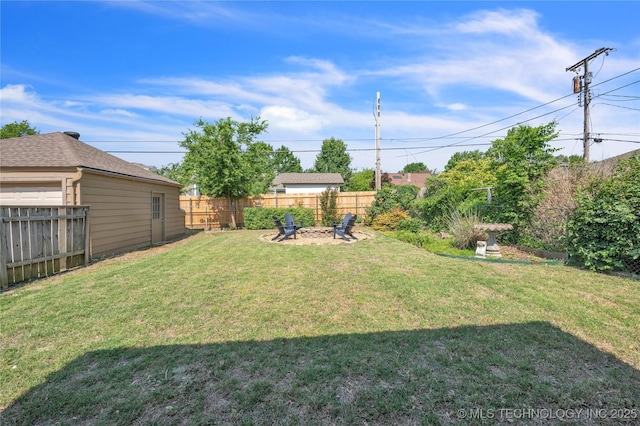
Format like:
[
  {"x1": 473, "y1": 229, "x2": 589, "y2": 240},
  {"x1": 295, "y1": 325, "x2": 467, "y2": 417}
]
[{"x1": 0, "y1": 131, "x2": 185, "y2": 258}]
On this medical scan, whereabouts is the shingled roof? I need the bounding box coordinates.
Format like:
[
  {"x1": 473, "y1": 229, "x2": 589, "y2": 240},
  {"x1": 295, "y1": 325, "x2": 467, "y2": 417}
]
[
  {"x1": 271, "y1": 173, "x2": 344, "y2": 186},
  {"x1": 0, "y1": 132, "x2": 179, "y2": 186}
]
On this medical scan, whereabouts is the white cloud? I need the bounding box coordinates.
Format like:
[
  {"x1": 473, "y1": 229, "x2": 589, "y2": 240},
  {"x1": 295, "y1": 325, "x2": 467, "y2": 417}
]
[
  {"x1": 0, "y1": 84, "x2": 38, "y2": 105},
  {"x1": 89, "y1": 94, "x2": 236, "y2": 120},
  {"x1": 442, "y1": 103, "x2": 468, "y2": 111},
  {"x1": 454, "y1": 9, "x2": 541, "y2": 36},
  {"x1": 100, "y1": 108, "x2": 139, "y2": 118},
  {"x1": 259, "y1": 105, "x2": 324, "y2": 133}
]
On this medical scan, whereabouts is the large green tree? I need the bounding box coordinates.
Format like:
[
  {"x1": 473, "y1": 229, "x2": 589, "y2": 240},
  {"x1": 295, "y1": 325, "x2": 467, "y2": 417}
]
[
  {"x1": 400, "y1": 162, "x2": 430, "y2": 173},
  {"x1": 415, "y1": 157, "x2": 496, "y2": 230},
  {"x1": 245, "y1": 141, "x2": 276, "y2": 195},
  {"x1": 180, "y1": 117, "x2": 269, "y2": 227},
  {"x1": 348, "y1": 168, "x2": 375, "y2": 191},
  {"x1": 312, "y1": 137, "x2": 352, "y2": 188},
  {"x1": 485, "y1": 121, "x2": 560, "y2": 241},
  {"x1": 444, "y1": 150, "x2": 484, "y2": 171},
  {"x1": 1, "y1": 120, "x2": 39, "y2": 139},
  {"x1": 272, "y1": 146, "x2": 303, "y2": 174}
]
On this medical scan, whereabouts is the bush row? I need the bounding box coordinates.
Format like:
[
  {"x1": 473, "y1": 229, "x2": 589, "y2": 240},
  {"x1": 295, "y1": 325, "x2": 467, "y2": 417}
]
[{"x1": 244, "y1": 207, "x2": 315, "y2": 230}]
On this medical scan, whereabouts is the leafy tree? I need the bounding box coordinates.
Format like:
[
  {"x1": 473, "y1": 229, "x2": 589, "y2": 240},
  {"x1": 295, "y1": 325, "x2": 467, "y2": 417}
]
[
  {"x1": 245, "y1": 141, "x2": 276, "y2": 195},
  {"x1": 567, "y1": 156, "x2": 640, "y2": 272},
  {"x1": 400, "y1": 162, "x2": 430, "y2": 173},
  {"x1": 156, "y1": 162, "x2": 191, "y2": 188},
  {"x1": 415, "y1": 157, "x2": 496, "y2": 230},
  {"x1": 1, "y1": 120, "x2": 39, "y2": 138},
  {"x1": 180, "y1": 117, "x2": 269, "y2": 228},
  {"x1": 485, "y1": 121, "x2": 560, "y2": 242},
  {"x1": 444, "y1": 150, "x2": 484, "y2": 171},
  {"x1": 312, "y1": 137, "x2": 352, "y2": 188},
  {"x1": 272, "y1": 146, "x2": 303, "y2": 173},
  {"x1": 348, "y1": 168, "x2": 375, "y2": 191},
  {"x1": 554, "y1": 154, "x2": 584, "y2": 166}
]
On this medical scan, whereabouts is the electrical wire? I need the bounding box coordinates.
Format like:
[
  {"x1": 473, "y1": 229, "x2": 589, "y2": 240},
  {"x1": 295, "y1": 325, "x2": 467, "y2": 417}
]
[{"x1": 95, "y1": 69, "x2": 640, "y2": 157}]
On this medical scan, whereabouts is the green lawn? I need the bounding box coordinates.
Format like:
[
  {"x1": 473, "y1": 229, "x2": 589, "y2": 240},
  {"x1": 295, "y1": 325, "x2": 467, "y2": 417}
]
[{"x1": 1, "y1": 230, "x2": 639, "y2": 425}]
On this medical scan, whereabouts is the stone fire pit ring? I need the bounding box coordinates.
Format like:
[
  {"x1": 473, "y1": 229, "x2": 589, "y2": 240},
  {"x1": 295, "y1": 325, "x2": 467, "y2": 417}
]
[{"x1": 261, "y1": 227, "x2": 373, "y2": 245}]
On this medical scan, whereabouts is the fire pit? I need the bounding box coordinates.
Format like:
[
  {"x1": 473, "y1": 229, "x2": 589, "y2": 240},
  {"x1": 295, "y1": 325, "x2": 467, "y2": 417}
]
[{"x1": 261, "y1": 227, "x2": 372, "y2": 245}]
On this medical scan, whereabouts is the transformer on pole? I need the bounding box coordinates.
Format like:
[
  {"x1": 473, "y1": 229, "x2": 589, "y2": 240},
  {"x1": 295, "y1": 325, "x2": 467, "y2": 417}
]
[{"x1": 566, "y1": 47, "x2": 614, "y2": 162}]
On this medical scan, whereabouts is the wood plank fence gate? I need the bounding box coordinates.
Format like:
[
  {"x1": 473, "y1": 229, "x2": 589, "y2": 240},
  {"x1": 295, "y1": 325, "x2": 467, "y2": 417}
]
[{"x1": 0, "y1": 206, "x2": 90, "y2": 289}]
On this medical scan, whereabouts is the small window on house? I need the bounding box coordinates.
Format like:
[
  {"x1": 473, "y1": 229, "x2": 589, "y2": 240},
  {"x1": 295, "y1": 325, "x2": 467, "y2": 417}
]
[{"x1": 152, "y1": 196, "x2": 161, "y2": 219}]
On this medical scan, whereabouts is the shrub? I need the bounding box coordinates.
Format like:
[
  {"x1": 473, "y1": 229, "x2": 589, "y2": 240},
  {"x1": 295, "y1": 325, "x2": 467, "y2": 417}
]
[
  {"x1": 397, "y1": 218, "x2": 423, "y2": 233},
  {"x1": 319, "y1": 187, "x2": 339, "y2": 226},
  {"x1": 567, "y1": 156, "x2": 640, "y2": 272},
  {"x1": 371, "y1": 208, "x2": 411, "y2": 231},
  {"x1": 528, "y1": 163, "x2": 597, "y2": 251},
  {"x1": 392, "y1": 230, "x2": 435, "y2": 248},
  {"x1": 244, "y1": 207, "x2": 315, "y2": 230},
  {"x1": 366, "y1": 185, "x2": 419, "y2": 224},
  {"x1": 445, "y1": 209, "x2": 487, "y2": 250}
]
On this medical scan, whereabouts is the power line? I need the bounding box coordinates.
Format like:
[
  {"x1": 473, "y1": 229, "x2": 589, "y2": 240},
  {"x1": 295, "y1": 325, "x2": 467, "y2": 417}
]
[
  {"x1": 593, "y1": 103, "x2": 640, "y2": 112},
  {"x1": 96, "y1": 69, "x2": 640, "y2": 159},
  {"x1": 105, "y1": 142, "x2": 494, "y2": 155}
]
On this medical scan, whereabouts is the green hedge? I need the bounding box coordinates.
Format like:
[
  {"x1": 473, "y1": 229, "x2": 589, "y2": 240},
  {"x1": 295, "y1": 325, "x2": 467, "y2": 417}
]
[
  {"x1": 567, "y1": 156, "x2": 640, "y2": 272},
  {"x1": 244, "y1": 207, "x2": 315, "y2": 230}
]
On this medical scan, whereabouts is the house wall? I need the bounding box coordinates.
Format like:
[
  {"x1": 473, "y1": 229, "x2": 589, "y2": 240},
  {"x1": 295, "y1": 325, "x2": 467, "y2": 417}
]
[
  {"x1": 78, "y1": 170, "x2": 184, "y2": 257},
  {"x1": 284, "y1": 184, "x2": 341, "y2": 194},
  {"x1": 0, "y1": 169, "x2": 79, "y2": 206}
]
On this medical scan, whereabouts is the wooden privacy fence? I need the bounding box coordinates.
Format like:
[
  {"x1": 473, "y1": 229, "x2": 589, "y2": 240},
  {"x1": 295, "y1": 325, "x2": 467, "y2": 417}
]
[
  {"x1": 0, "y1": 206, "x2": 90, "y2": 289},
  {"x1": 181, "y1": 192, "x2": 377, "y2": 230}
]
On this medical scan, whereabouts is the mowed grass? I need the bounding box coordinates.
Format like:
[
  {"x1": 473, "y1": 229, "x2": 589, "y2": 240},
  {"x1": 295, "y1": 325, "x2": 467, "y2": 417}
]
[{"x1": 1, "y1": 230, "x2": 639, "y2": 425}]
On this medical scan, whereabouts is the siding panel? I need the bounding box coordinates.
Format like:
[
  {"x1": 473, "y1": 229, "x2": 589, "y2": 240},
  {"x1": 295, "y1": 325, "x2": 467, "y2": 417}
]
[{"x1": 80, "y1": 172, "x2": 184, "y2": 257}]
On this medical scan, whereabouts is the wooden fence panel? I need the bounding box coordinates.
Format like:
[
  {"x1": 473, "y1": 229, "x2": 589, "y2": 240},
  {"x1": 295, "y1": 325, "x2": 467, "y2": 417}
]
[
  {"x1": 181, "y1": 192, "x2": 377, "y2": 230},
  {"x1": 0, "y1": 206, "x2": 90, "y2": 289}
]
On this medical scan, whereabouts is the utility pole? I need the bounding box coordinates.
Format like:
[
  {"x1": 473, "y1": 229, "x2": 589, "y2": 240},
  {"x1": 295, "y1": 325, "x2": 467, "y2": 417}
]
[
  {"x1": 375, "y1": 91, "x2": 381, "y2": 190},
  {"x1": 566, "y1": 47, "x2": 614, "y2": 162}
]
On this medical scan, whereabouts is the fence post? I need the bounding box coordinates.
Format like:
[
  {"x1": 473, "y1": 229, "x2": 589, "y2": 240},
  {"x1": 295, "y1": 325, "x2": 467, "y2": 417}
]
[
  {"x1": 355, "y1": 193, "x2": 359, "y2": 219},
  {"x1": 84, "y1": 207, "x2": 91, "y2": 265},
  {"x1": 189, "y1": 198, "x2": 193, "y2": 229},
  {"x1": 0, "y1": 218, "x2": 8, "y2": 289}
]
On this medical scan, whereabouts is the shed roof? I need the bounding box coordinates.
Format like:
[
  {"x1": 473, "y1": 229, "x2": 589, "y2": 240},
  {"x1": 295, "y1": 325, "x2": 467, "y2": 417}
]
[
  {"x1": 271, "y1": 173, "x2": 344, "y2": 186},
  {"x1": 0, "y1": 132, "x2": 180, "y2": 186}
]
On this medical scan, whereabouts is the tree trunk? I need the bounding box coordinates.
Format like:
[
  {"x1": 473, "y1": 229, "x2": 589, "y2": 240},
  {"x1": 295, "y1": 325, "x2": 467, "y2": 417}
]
[{"x1": 229, "y1": 197, "x2": 237, "y2": 228}]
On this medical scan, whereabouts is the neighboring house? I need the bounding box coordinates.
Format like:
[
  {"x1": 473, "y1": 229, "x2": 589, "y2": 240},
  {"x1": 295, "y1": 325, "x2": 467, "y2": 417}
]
[
  {"x1": 270, "y1": 173, "x2": 344, "y2": 194},
  {"x1": 386, "y1": 172, "x2": 432, "y2": 189},
  {"x1": 594, "y1": 149, "x2": 640, "y2": 174},
  {"x1": 0, "y1": 131, "x2": 185, "y2": 258}
]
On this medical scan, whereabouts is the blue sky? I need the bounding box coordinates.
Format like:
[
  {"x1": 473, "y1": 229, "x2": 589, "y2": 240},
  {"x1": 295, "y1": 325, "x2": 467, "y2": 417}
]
[{"x1": 2, "y1": 1, "x2": 639, "y2": 173}]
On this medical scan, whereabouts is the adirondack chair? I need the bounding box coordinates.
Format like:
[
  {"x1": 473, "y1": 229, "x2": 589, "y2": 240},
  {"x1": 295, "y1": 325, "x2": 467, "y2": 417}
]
[
  {"x1": 284, "y1": 213, "x2": 303, "y2": 236},
  {"x1": 271, "y1": 216, "x2": 287, "y2": 241},
  {"x1": 333, "y1": 213, "x2": 357, "y2": 241},
  {"x1": 272, "y1": 214, "x2": 303, "y2": 242}
]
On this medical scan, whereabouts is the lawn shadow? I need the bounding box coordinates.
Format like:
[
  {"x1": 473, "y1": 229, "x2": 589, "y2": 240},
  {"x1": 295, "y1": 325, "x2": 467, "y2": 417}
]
[{"x1": 3, "y1": 322, "x2": 638, "y2": 425}]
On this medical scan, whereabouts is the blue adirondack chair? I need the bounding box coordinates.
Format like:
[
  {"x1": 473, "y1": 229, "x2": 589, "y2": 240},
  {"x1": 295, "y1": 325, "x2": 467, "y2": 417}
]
[
  {"x1": 333, "y1": 213, "x2": 357, "y2": 241},
  {"x1": 272, "y1": 213, "x2": 303, "y2": 242},
  {"x1": 283, "y1": 213, "x2": 303, "y2": 236},
  {"x1": 271, "y1": 216, "x2": 287, "y2": 241}
]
